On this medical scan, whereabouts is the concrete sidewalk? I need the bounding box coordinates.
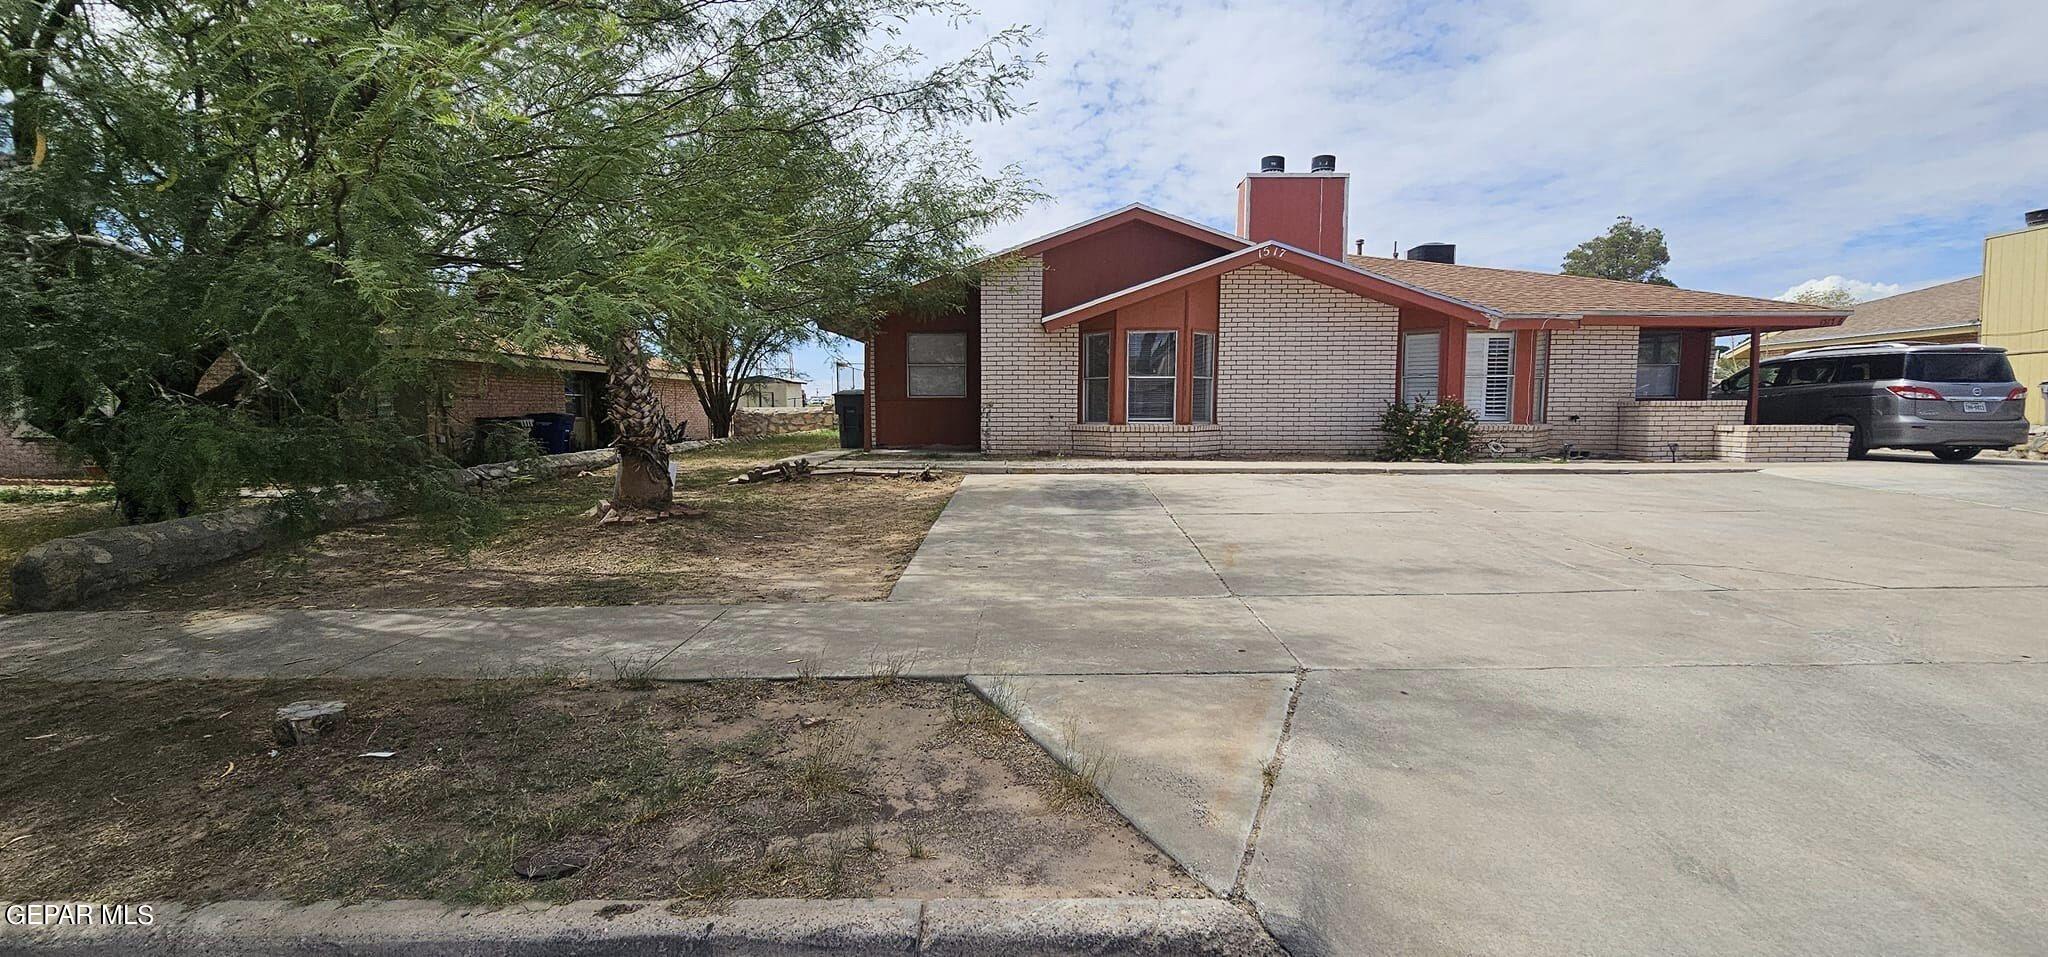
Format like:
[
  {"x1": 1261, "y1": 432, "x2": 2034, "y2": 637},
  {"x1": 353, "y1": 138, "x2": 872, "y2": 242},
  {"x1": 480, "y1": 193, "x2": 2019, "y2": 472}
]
[
  {"x1": 824, "y1": 455, "x2": 1762, "y2": 476},
  {"x1": 0, "y1": 597, "x2": 1297, "y2": 681}
]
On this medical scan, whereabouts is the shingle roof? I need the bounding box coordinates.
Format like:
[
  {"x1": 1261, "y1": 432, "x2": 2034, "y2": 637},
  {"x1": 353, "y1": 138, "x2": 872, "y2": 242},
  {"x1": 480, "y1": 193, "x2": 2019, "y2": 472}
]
[
  {"x1": 1344, "y1": 255, "x2": 1845, "y2": 319},
  {"x1": 1764, "y1": 276, "x2": 1982, "y2": 346}
]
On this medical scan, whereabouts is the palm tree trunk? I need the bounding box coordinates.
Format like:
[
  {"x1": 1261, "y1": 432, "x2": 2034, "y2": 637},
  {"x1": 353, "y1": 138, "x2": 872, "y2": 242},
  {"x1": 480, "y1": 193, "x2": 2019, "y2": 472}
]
[{"x1": 605, "y1": 327, "x2": 673, "y2": 511}]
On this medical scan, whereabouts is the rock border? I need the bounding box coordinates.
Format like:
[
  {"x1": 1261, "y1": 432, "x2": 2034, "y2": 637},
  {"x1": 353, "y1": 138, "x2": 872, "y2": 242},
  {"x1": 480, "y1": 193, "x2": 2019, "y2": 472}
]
[
  {"x1": 8, "y1": 441, "x2": 722, "y2": 613},
  {"x1": 0, "y1": 897, "x2": 1284, "y2": 956}
]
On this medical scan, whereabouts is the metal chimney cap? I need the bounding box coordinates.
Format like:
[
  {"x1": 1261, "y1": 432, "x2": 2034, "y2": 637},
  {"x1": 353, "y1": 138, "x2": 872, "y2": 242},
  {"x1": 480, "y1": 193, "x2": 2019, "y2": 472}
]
[
  {"x1": 1260, "y1": 155, "x2": 1285, "y2": 173},
  {"x1": 2027, "y1": 208, "x2": 2048, "y2": 228},
  {"x1": 1310, "y1": 154, "x2": 1337, "y2": 172}
]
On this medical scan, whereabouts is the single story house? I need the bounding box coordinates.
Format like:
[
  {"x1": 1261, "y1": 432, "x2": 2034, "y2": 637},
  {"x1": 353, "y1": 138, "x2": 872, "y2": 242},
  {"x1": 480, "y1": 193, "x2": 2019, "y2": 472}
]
[
  {"x1": 836, "y1": 155, "x2": 1852, "y2": 461},
  {"x1": 0, "y1": 346, "x2": 717, "y2": 480},
  {"x1": 426, "y1": 345, "x2": 714, "y2": 457},
  {"x1": 1722, "y1": 276, "x2": 1982, "y2": 363},
  {"x1": 738, "y1": 375, "x2": 809, "y2": 409}
]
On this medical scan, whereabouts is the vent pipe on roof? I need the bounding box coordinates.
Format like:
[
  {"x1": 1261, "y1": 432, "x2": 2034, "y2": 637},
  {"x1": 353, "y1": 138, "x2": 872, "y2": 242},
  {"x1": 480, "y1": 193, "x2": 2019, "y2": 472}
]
[
  {"x1": 1311, "y1": 154, "x2": 1337, "y2": 173},
  {"x1": 1407, "y1": 242, "x2": 1456, "y2": 264},
  {"x1": 1260, "y1": 154, "x2": 1285, "y2": 173},
  {"x1": 2027, "y1": 208, "x2": 2048, "y2": 229}
]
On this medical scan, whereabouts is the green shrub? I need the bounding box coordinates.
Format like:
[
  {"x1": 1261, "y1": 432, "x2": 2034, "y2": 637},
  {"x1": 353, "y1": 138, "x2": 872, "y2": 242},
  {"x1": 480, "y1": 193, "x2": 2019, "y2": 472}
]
[{"x1": 1378, "y1": 399, "x2": 1478, "y2": 463}]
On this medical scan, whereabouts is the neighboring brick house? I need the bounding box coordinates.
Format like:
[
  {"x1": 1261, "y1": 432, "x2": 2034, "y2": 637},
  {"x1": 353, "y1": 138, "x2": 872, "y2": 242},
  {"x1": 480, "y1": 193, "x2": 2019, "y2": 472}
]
[
  {"x1": 1, "y1": 420, "x2": 81, "y2": 480},
  {"x1": 1722, "y1": 276, "x2": 1983, "y2": 363},
  {"x1": 426, "y1": 347, "x2": 713, "y2": 459},
  {"x1": 834, "y1": 154, "x2": 1853, "y2": 460},
  {"x1": 0, "y1": 348, "x2": 718, "y2": 479}
]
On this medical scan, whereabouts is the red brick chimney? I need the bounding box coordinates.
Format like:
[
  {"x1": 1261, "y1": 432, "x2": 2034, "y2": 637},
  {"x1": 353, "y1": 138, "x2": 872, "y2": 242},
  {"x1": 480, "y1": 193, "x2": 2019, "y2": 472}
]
[{"x1": 1236, "y1": 154, "x2": 1348, "y2": 260}]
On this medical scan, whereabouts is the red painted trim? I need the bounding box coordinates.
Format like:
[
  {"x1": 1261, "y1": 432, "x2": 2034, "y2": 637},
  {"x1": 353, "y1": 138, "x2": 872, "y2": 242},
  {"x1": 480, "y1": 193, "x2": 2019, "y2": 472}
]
[
  {"x1": 1042, "y1": 242, "x2": 1494, "y2": 331},
  {"x1": 1006, "y1": 206, "x2": 1246, "y2": 261},
  {"x1": 1576, "y1": 313, "x2": 1846, "y2": 330},
  {"x1": 1512, "y1": 329, "x2": 1537, "y2": 423}
]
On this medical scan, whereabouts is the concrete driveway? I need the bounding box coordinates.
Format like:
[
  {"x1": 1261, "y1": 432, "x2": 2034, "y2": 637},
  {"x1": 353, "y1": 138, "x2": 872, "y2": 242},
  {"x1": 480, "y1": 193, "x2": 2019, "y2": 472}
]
[{"x1": 898, "y1": 459, "x2": 2048, "y2": 955}]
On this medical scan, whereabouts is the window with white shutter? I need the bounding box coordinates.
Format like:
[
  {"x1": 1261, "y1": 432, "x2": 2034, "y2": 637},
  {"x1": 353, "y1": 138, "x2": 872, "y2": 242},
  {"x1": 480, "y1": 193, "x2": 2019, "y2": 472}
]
[
  {"x1": 1401, "y1": 331, "x2": 1441, "y2": 406},
  {"x1": 1463, "y1": 332, "x2": 1514, "y2": 422}
]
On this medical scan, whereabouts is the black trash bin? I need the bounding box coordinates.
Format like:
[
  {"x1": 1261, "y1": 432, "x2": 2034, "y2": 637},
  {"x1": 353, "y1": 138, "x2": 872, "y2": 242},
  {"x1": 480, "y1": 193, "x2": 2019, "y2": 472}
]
[
  {"x1": 833, "y1": 390, "x2": 865, "y2": 449},
  {"x1": 527, "y1": 412, "x2": 577, "y2": 455}
]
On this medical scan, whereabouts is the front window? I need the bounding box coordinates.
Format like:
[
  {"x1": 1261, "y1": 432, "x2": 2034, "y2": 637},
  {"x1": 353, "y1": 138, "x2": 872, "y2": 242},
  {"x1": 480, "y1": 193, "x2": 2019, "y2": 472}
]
[
  {"x1": 1401, "y1": 331, "x2": 1441, "y2": 406},
  {"x1": 1192, "y1": 333, "x2": 1216, "y2": 423},
  {"x1": 564, "y1": 373, "x2": 586, "y2": 416},
  {"x1": 1635, "y1": 331, "x2": 1683, "y2": 398},
  {"x1": 906, "y1": 332, "x2": 968, "y2": 397},
  {"x1": 1126, "y1": 331, "x2": 1177, "y2": 422},
  {"x1": 1081, "y1": 333, "x2": 1111, "y2": 423},
  {"x1": 1464, "y1": 331, "x2": 1514, "y2": 422}
]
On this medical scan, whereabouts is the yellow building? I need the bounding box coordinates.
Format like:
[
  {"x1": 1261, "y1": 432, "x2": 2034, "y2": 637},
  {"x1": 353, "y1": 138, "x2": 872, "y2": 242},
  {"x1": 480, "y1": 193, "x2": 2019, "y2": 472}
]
[{"x1": 1981, "y1": 210, "x2": 2048, "y2": 425}]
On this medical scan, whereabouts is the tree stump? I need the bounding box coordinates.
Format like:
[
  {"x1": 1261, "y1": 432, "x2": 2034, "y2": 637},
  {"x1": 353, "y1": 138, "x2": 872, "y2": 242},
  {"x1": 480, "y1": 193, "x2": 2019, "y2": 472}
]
[{"x1": 273, "y1": 700, "x2": 347, "y2": 746}]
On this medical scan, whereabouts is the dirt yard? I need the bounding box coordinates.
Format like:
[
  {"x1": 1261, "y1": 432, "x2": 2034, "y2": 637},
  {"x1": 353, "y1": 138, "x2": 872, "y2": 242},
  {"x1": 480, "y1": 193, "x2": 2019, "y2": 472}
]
[
  {"x1": 0, "y1": 486, "x2": 120, "y2": 608},
  {"x1": 79, "y1": 433, "x2": 959, "y2": 611},
  {"x1": 0, "y1": 676, "x2": 1198, "y2": 905}
]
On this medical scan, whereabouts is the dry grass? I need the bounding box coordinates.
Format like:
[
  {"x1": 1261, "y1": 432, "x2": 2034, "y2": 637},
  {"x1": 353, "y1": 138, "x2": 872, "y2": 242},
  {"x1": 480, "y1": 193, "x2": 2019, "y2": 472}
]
[
  {"x1": 78, "y1": 432, "x2": 960, "y2": 611},
  {"x1": 0, "y1": 488, "x2": 120, "y2": 609},
  {"x1": 0, "y1": 677, "x2": 1199, "y2": 905}
]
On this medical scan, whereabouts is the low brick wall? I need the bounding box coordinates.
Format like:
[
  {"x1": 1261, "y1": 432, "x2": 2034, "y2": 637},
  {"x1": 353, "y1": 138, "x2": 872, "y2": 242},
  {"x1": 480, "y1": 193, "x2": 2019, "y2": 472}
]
[
  {"x1": 1071, "y1": 423, "x2": 1224, "y2": 458},
  {"x1": 731, "y1": 407, "x2": 837, "y2": 439},
  {"x1": 1714, "y1": 424, "x2": 1853, "y2": 462},
  {"x1": 9, "y1": 442, "x2": 715, "y2": 612},
  {"x1": 1617, "y1": 400, "x2": 1747, "y2": 461},
  {"x1": 1473, "y1": 423, "x2": 1555, "y2": 457}
]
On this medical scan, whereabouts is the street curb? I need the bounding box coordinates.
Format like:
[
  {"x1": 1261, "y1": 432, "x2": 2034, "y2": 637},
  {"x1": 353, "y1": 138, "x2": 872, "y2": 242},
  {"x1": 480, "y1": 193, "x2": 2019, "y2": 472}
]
[
  {"x1": 818, "y1": 461, "x2": 1762, "y2": 477},
  {"x1": 0, "y1": 897, "x2": 1285, "y2": 955}
]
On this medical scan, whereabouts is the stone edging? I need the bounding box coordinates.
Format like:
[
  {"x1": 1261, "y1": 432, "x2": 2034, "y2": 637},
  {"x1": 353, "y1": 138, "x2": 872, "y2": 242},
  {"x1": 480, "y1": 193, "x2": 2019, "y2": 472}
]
[
  {"x1": 7, "y1": 441, "x2": 723, "y2": 613},
  {"x1": 0, "y1": 897, "x2": 1283, "y2": 956}
]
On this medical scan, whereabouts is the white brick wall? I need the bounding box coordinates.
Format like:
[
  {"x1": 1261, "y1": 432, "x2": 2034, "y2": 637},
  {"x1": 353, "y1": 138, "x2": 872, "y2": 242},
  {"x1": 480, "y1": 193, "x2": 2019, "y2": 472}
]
[
  {"x1": 1072, "y1": 423, "x2": 1224, "y2": 457},
  {"x1": 1714, "y1": 424, "x2": 1853, "y2": 462},
  {"x1": 1544, "y1": 326, "x2": 1639, "y2": 455},
  {"x1": 1216, "y1": 266, "x2": 1398, "y2": 455},
  {"x1": 978, "y1": 256, "x2": 1077, "y2": 454},
  {"x1": 1617, "y1": 400, "x2": 1747, "y2": 460},
  {"x1": 1473, "y1": 422, "x2": 1555, "y2": 457}
]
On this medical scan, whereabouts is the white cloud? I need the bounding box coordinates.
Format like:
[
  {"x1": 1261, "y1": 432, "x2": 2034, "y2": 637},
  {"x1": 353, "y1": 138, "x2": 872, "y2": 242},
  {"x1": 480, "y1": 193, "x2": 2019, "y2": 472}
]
[
  {"x1": 1776, "y1": 276, "x2": 1904, "y2": 304},
  {"x1": 908, "y1": 0, "x2": 2046, "y2": 298}
]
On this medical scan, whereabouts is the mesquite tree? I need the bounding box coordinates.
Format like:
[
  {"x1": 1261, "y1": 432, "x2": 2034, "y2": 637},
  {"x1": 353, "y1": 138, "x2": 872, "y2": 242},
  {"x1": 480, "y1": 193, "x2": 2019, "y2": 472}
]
[
  {"x1": 654, "y1": 126, "x2": 1031, "y2": 440},
  {"x1": 391, "y1": 0, "x2": 1036, "y2": 510},
  {"x1": 1, "y1": 0, "x2": 1034, "y2": 521}
]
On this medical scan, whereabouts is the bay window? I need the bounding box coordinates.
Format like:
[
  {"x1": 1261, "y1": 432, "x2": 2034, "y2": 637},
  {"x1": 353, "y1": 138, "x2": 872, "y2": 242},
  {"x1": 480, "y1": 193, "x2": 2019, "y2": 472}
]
[
  {"x1": 1082, "y1": 332, "x2": 1111, "y2": 423},
  {"x1": 1126, "y1": 331, "x2": 1178, "y2": 422}
]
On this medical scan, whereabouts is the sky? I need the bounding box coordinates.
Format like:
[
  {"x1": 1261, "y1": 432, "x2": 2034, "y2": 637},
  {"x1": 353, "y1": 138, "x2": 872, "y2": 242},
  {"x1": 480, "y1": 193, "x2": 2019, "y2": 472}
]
[{"x1": 788, "y1": 0, "x2": 2048, "y2": 395}]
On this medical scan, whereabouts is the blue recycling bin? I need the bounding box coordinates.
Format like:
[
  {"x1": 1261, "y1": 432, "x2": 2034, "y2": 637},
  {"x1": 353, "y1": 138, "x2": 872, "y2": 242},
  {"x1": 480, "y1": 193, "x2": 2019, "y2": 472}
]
[{"x1": 527, "y1": 412, "x2": 576, "y2": 455}]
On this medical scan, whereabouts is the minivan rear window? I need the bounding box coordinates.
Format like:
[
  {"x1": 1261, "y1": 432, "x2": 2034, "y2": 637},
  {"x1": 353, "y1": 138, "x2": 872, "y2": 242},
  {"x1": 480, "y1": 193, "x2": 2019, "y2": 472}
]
[
  {"x1": 1835, "y1": 354, "x2": 1904, "y2": 382},
  {"x1": 1907, "y1": 352, "x2": 2015, "y2": 383}
]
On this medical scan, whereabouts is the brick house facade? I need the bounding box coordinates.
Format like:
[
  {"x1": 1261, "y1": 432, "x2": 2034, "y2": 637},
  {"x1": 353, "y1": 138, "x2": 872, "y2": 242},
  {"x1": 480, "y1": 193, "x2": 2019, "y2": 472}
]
[
  {"x1": 838, "y1": 156, "x2": 1855, "y2": 462},
  {"x1": 1, "y1": 355, "x2": 722, "y2": 480}
]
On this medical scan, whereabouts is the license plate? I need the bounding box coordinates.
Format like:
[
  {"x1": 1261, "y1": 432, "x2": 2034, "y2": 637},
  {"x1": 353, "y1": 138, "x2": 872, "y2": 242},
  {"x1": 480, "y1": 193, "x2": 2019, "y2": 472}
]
[{"x1": 1962, "y1": 401, "x2": 1988, "y2": 413}]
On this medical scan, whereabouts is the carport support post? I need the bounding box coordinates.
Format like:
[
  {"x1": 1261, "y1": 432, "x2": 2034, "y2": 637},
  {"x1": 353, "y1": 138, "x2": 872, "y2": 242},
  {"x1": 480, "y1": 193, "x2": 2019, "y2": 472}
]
[{"x1": 1746, "y1": 328, "x2": 1761, "y2": 425}]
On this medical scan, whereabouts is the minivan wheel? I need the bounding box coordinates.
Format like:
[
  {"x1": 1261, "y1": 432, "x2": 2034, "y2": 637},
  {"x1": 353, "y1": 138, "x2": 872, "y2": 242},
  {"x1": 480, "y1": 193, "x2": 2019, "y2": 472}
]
[
  {"x1": 1932, "y1": 446, "x2": 1981, "y2": 462},
  {"x1": 1832, "y1": 418, "x2": 1869, "y2": 459}
]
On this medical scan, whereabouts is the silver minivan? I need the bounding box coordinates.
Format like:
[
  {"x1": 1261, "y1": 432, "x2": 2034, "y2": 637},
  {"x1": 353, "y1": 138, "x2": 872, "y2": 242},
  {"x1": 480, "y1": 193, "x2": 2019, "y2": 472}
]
[{"x1": 1714, "y1": 343, "x2": 2030, "y2": 460}]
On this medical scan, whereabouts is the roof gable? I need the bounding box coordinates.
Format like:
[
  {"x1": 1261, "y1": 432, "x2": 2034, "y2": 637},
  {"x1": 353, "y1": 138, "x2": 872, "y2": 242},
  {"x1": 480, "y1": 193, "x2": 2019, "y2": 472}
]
[
  {"x1": 997, "y1": 204, "x2": 1249, "y2": 261},
  {"x1": 1042, "y1": 241, "x2": 1496, "y2": 331}
]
